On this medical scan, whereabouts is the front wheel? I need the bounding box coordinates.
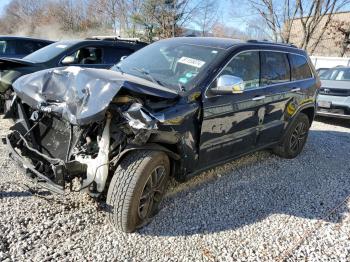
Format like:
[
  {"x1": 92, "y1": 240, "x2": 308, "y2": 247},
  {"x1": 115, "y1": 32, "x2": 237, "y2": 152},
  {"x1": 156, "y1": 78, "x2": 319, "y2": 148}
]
[
  {"x1": 272, "y1": 113, "x2": 310, "y2": 159},
  {"x1": 106, "y1": 150, "x2": 170, "y2": 232}
]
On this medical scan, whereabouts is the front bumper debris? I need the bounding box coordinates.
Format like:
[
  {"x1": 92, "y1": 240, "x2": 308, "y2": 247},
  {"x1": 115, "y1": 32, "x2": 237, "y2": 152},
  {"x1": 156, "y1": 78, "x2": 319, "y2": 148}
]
[{"x1": 5, "y1": 135, "x2": 65, "y2": 194}]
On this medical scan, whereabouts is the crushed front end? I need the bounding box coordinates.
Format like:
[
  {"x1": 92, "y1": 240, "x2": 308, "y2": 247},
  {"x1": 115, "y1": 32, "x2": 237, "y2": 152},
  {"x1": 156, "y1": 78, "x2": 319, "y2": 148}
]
[{"x1": 4, "y1": 67, "x2": 200, "y2": 195}]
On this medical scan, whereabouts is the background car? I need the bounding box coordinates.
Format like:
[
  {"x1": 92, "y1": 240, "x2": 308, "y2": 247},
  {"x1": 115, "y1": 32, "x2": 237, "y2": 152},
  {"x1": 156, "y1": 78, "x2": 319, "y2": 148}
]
[
  {"x1": 317, "y1": 66, "x2": 350, "y2": 119},
  {"x1": 0, "y1": 37, "x2": 148, "y2": 113},
  {"x1": 316, "y1": 67, "x2": 330, "y2": 76},
  {"x1": 0, "y1": 36, "x2": 53, "y2": 59}
]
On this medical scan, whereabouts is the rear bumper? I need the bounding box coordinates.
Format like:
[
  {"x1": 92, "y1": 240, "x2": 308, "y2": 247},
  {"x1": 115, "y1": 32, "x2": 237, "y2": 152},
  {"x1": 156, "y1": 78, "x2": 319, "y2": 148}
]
[{"x1": 4, "y1": 134, "x2": 65, "y2": 194}]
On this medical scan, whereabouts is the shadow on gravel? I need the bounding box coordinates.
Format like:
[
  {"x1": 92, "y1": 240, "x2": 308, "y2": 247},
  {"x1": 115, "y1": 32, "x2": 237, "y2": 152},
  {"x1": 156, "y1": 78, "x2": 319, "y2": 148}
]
[
  {"x1": 0, "y1": 189, "x2": 51, "y2": 198},
  {"x1": 0, "y1": 191, "x2": 34, "y2": 198},
  {"x1": 315, "y1": 116, "x2": 350, "y2": 128},
  {"x1": 139, "y1": 129, "x2": 350, "y2": 236}
]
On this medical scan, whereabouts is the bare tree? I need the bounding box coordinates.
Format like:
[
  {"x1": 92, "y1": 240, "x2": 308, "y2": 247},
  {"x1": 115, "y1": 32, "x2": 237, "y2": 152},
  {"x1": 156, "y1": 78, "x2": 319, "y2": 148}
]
[
  {"x1": 132, "y1": 0, "x2": 201, "y2": 40},
  {"x1": 328, "y1": 19, "x2": 350, "y2": 56},
  {"x1": 194, "y1": 0, "x2": 219, "y2": 36},
  {"x1": 238, "y1": 0, "x2": 350, "y2": 52},
  {"x1": 93, "y1": 0, "x2": 120, "y2": 33}
]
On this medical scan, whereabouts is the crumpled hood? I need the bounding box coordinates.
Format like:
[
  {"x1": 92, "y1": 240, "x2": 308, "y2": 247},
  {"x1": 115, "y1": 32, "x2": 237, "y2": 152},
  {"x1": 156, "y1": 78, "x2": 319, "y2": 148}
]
[{"x1": 13, "y1": 66, "x2": 178, "y2": 125}]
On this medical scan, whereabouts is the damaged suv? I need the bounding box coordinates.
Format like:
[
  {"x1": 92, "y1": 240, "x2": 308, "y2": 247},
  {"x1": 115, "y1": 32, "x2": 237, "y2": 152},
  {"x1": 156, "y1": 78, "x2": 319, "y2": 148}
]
[{"x1": 4, "y1": 38, "x2": 319, "y2": 232}]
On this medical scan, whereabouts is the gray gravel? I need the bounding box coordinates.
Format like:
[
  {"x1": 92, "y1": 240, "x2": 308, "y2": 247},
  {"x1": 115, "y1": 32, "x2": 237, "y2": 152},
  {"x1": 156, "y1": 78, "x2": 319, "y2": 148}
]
[{"x1": 1, "y1": 116, "x2": 350, "y2": 261}]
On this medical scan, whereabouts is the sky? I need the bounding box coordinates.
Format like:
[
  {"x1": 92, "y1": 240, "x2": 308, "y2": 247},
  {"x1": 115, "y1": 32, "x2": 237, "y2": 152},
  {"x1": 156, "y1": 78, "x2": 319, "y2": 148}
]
[
  {"x1": 0, "y1": 0, "x2": 253, "y2": 33},
  {"x1": 0, "y1": 0, "x2": 11, "y2": 14}
]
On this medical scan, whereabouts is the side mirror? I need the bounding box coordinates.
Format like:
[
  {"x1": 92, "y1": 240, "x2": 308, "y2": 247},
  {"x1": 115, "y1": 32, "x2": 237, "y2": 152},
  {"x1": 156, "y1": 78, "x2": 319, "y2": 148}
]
[
  {"x1": 61, "y1": 56, "x2": 75, "y2": 65},
  {"x1": 211, "y1": 75, "x2": 244, "y2": 94},
  {"x1": 120, "y1": 55, "x2": 128, "y2": 61}
]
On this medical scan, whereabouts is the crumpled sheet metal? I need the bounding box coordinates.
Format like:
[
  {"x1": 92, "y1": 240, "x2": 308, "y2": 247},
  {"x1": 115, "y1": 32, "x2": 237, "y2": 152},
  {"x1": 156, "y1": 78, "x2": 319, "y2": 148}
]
[
  {"x1": 123, "y1": 103, "x2": 158, "y2": 130},
  {"x1": 123, "y1": 101, "x2": 200, "y2": 130},
  {"x1": 13, "y1": 66, "x2": 178, "y2": 126}
]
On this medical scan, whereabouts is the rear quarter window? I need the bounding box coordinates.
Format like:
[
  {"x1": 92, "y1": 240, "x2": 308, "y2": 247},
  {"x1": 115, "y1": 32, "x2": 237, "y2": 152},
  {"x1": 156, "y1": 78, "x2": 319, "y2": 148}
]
[
  {"x1": 261, "y1": 51, "x2": 290, "y2": 85},
  {"x1": 288, "y1": 54, "x2": 313, "y2": 80}
]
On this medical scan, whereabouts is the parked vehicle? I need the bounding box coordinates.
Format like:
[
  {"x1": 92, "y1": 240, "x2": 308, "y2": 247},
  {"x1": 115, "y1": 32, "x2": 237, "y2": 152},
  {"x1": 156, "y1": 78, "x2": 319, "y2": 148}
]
[
  {"x1": 316, "y1": 67, "x2": 330, "y2": 76},
  {"x1": 3, "y1": 37, "x2": 319, "y2": 232},
  {"x1": 0, "y1": 36, "x2": 53, "y2": 59},
  {"x1": 311, "y1": 56, "x2": 350, "y2": 69},
  {"x1": 0, "y1": 37, "x2": 147, "y2": 113},
  {"x1": 317, "y1": 66, "x2": 350, "y2": 119}
]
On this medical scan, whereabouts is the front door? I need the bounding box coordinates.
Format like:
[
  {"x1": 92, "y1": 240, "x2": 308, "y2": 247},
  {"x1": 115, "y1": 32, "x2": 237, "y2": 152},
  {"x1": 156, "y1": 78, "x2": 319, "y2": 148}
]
[{"x1": 199, "y1": 50, "x2": 265, "y2": 167}]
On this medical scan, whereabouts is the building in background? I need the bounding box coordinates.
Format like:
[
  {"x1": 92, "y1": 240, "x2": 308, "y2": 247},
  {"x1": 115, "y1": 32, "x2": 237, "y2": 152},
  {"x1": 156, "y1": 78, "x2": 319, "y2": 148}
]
[{"x1": 289, "y1": 11, "x2": 350, "y2": 57}]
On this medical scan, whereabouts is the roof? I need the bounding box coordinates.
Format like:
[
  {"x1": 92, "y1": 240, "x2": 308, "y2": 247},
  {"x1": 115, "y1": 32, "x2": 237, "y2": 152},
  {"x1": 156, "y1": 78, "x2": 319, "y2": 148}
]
[
  {"x1": 159, "y1": 37, "x2": 301, "y2": 51},
  {"x1": 0, "y1": 35, "x2": 53, "y2": 43},
  {"x1": 161, "y1": 37, "x2": 244, "y2": 49},
  {"x1": 52, "y1": 39, "x2": 147, "y2": 48}
]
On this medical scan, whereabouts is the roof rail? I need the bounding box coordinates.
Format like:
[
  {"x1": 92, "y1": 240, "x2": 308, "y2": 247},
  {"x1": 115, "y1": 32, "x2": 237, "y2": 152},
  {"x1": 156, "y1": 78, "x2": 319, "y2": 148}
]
[
  {"x1": 86, "y1": 36, "x2": 142, "y2": 43},
  {"x1": 247, "y1": 39, "x2": 297, "y2": 48}
]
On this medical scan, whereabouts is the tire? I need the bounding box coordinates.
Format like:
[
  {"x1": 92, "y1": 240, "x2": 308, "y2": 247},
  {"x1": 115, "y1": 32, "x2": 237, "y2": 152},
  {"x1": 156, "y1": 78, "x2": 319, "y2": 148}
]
[
  {"x1": 272, "y1": 113, "x2": 310, "y2": 159},
  {"x1": 106, "y1": 150, "x2": 170, "y2": 233}
]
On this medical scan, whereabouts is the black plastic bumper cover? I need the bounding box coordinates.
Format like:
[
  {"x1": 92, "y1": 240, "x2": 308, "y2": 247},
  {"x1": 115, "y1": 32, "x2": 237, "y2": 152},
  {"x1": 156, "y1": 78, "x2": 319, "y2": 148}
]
[{"x1": 5, "y1": 135, "x2": 65, "y2": 194}]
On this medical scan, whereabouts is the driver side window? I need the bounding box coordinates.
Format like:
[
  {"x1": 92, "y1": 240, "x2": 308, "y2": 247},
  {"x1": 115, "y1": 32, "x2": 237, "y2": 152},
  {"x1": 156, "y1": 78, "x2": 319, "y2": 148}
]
[
  {"x1": 219, "y1": 51, "x2": 260, "y2": 90},
  {"x1": 64, "y1": 47, "x2": 103, "y2": 65}
]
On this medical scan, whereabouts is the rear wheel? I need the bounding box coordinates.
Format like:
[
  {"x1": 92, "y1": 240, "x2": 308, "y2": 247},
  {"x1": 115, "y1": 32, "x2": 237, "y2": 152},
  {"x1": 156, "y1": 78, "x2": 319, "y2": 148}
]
[
  {"x1": 106, "y1": 150, "x2": 170, "y2": 232},
  {"x1": 273, "y1": 113, "x2": 310, "y2": 159}
]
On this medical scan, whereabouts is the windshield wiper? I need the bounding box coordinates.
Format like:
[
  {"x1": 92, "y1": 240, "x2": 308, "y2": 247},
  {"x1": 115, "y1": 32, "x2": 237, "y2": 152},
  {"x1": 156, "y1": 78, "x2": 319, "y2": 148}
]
[{"x1": 132, "y1": 67, "x2": 163, "y2": 86}]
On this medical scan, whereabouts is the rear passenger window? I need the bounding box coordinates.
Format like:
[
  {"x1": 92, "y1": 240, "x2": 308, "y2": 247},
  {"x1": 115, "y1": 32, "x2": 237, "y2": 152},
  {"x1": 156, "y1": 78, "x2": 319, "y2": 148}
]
[
  {"x1": 261, "y1": 51, "x2": 290, "y2": 85},
  {"x1": 219, "y1": 51, "x2": 260, "y2": 90},
  {"x1": 16, "y1": 41, "x2": 37, "y2": 54},
  {"x1": 104, "y1": 47, "x2": 133, "y2": 64},
  {"x1": 289, "y1": 54, "x2": 313, "y2": 80}
]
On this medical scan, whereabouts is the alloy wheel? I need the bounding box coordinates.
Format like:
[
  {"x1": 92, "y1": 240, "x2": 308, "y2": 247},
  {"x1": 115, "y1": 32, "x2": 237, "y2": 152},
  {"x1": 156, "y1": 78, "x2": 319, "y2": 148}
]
[
  {"x1": 289, "y1": 122, "x2": 308, "y2": 153},
  {"x1": 138, "y1": 165, "x2": 167, "y2": 220}
]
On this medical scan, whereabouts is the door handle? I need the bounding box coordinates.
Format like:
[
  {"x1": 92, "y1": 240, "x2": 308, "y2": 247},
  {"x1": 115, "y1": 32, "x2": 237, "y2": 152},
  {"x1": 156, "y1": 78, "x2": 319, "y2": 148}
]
[
  {"x1": 291, "y1": 88, "x2": 301, "y2": 92},
  {"x1": 252, "y1": 95, "x2": 266, "y2": 101}
]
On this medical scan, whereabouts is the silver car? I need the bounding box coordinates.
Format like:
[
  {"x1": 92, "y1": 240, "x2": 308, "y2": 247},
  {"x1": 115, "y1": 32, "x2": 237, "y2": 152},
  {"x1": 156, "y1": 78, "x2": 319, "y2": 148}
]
[{"x1": 317, "y1": 67, "x2": 350, "y2": 119}]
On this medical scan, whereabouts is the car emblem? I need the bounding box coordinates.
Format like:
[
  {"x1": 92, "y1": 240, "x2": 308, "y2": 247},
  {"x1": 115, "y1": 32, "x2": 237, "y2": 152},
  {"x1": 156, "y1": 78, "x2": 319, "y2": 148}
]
[{"x1": 323, "y1": 88, "x2": 330, "y2": 94}]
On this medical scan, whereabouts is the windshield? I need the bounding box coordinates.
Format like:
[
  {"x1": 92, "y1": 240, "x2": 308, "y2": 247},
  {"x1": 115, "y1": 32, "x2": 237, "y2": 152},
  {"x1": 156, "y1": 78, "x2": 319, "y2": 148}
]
[
  {"x1": 112, "y1": 40, "x2": 224, "y2": 90},
  {"x1": 320, "y1": 68, "x2": 350, "y2": 81},
  {"x1": 24, "y1": 41, "x2": 74, "y2": 63}
]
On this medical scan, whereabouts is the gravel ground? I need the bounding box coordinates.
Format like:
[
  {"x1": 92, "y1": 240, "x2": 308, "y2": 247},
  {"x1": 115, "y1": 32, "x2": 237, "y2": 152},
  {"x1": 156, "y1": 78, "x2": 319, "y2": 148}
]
[{"x1": 1, "y1": 116, "x2": 350, "y2": 261}]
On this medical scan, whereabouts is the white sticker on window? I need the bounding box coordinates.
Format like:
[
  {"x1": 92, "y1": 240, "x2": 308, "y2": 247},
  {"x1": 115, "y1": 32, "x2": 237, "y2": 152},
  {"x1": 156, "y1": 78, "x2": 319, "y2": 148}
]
[
  {"x1": 56, "y1": 44, "x2": 68, "y2": 49},
  {"x1": 178, "y1": 57, "x2": 205, "y2": 68}
]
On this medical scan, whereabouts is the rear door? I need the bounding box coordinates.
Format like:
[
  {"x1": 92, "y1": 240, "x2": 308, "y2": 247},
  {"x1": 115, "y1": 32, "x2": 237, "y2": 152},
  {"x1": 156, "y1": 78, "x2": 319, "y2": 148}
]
[{"x1": 256, "y1": 51, "x2": 293, "y2": 146}]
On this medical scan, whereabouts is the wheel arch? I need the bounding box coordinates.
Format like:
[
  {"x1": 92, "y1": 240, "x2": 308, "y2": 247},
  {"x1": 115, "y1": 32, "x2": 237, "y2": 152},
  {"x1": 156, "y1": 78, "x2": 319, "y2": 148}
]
[
  {"x1": 111, "y1": 143, "x2": 180, "y2": 174},
  {"x1": 281, "y1": 103, "x2": 315, "y2": 142},
  {"x1": 299, "y1": 106, "x2": 315, "y2": 126}
]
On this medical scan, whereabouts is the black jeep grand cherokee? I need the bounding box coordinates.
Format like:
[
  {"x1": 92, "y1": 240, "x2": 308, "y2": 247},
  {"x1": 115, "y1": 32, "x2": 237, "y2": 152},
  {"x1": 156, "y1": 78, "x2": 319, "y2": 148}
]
[{"x1": 4, "y1": 37, "x2": 320, "y2": 232}]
